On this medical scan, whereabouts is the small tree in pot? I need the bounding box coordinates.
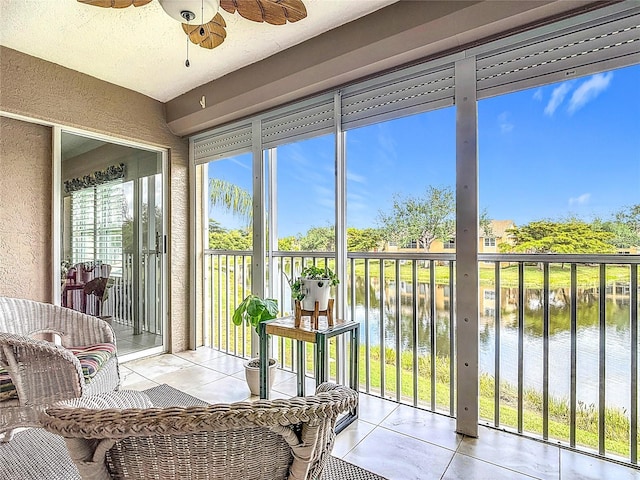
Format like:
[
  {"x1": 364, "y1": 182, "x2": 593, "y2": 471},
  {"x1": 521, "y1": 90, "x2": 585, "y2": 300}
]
[{"x1": 232, "y1": 294, "x2": 279, "y2": 396}]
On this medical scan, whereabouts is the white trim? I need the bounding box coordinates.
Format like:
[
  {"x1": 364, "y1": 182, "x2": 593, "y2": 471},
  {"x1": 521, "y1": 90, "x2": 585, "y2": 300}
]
[{"x1": 52, "y1": 127, "x2": 62, "y2": 306}]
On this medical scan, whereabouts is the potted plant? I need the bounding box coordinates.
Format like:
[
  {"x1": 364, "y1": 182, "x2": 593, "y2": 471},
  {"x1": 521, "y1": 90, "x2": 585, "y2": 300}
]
[
  {"x1": 290, "y1": 265, "x2": 339, "y2": 311},
  {"x1": 231, "y1": 294, "x2": 279, "y2": 396}
]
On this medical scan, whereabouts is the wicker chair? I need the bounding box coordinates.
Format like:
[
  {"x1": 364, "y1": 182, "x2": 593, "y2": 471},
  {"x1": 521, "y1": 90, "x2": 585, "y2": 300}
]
[
  {"x1": 41, "y1": 382, "x2": 358, "y2": 480},
  {"x1": 0, "y1": 296, "x2": 120, "y2": 442}
]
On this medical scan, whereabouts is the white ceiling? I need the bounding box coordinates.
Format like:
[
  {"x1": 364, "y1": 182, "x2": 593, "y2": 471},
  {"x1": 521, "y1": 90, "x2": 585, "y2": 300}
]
[{"x1": 0, "y1": 0, "x2": 399, "y2": 103}]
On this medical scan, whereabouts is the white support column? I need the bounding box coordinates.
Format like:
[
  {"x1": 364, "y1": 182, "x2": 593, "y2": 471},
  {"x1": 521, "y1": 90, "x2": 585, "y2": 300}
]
[
  {"x1": 189, "y1": 138, "x2": 198, "y2": 350},
  {"x1": 334, "y1": 91, "x2": 348, "y2": 384},
  {"x1": 251, "y1": 119, "x2": 266, "y2": 357},
  {"x1": 455, "y1": 55, "x2": 479, "y2": 437}
]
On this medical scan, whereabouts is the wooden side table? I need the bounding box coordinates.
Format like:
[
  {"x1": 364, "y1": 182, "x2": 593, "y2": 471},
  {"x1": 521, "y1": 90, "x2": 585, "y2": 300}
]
[{"x1": 258, "y1": 315, "x2": 359, "y2": 433}]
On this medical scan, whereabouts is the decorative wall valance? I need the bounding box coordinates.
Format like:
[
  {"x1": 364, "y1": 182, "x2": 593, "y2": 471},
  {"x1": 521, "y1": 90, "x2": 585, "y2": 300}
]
[{"x1": 64, "y1": 163, "x2": 126, "y2": 193}]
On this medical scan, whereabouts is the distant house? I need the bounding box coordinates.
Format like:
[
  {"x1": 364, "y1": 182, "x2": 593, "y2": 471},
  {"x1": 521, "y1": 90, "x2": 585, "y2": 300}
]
[
  {"x1": 479, "y1": 220, "x2": 516, "y2": 253},
  {"x1": 384, "y1": 219, "x2": 516, "y2": 253}
]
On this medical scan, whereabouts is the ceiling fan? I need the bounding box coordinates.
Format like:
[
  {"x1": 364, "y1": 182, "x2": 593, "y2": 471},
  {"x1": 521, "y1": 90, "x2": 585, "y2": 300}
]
[{"x1": 78, "y1": 0, "x2": 307, "y2": 62}]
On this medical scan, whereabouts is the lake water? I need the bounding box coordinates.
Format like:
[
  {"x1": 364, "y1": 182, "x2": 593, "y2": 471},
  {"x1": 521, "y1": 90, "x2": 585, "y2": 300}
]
[{"x1": 349, "y1": 280, "x2": 637, "y2": 412}]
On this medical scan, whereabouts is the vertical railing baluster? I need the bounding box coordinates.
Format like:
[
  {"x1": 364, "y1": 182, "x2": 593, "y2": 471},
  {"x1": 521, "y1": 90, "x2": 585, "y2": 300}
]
[
  {"x1": 225, "y1": 255, "x2": 231, "y2": 354},
  {"x1": 412, "y1": 259, "x2": 418, "y2": 407},
  {"x1": 543, "y1": 262, "x2": 550, "y2": 439},
  {"x1": 350, "y1": 257, "x2": 356, "y2": 322},
  {"x1": 365, "y1": 258, "x2": 371, "y2": 394},
  {"x1": 234, "y1": 255, "x2": 238, "y2": 355},
  {"x1": 494, "y1": 261, "x2": 501, "y2": 427},
  {"x1": 241, "y1": 255, "x2": 246, "y2": 358},
  {"x1": 518, "y1": 261, "x2": 524, "y2": 433},
  {"x1": 449, "y1": 260, "x2": 455, "y2": 416},
  {"x1": 599, "y1": 263, "x2": 606, "y2": 455},
  {"x1": 430, "y1": 259, "x2": 436, "y2": 412},
  {"x1": 395, "y1": 260, "x2": 402, "y2": 402},
  {"x1": 631, "y1": 263, "x2": 638, "y2": 464},
  {"x1": 217, "y1": 254, "x2": 222, "y2": 351},
  {"x1": 570, "y1": 263, "x2": 578, "y2": 447},
  {"x1": 380, "y1": 259, "x2": 386, "y2": 398}
]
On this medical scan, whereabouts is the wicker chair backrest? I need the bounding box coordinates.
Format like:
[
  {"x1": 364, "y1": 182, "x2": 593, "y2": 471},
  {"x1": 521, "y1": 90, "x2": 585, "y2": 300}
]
[{"x1": 0, "y1": 297, "x2": 115, "y2": 347}]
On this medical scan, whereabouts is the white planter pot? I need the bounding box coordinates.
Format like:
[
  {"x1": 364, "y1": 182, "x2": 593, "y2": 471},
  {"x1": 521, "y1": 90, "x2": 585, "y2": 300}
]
[
  {"x1": 300, "y1": 278, "x2": 331, "y2": 311},
  {"x1": 244, "y1": 358, "x2": 277, "y2": 396}
]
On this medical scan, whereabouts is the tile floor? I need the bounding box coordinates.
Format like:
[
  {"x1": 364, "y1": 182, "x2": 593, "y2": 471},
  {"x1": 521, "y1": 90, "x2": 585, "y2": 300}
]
[
  {"x1": 110, "y1": 321, "x2": 162, "y2": 356},
  {"x1": 122, "y1": 349, "x2": 640, "y2": 480}
]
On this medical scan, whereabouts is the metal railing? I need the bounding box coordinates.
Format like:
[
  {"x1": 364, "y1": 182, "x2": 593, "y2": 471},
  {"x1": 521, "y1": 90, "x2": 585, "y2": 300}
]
[{"x1": 203, "y1": 249, "x2": 640, "y2": 464}]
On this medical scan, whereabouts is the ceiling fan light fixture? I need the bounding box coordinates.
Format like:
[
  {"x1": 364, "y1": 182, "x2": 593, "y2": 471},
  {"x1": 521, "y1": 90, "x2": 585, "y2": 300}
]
[{"x1": 158, "y1": 0, "x2": 218, "y2": 25}]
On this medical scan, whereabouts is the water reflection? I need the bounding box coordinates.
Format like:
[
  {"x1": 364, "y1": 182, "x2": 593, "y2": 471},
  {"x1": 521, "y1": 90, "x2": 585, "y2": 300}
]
[{"x1": 349, "y1": 276, "x2": 637, "y2": 411}]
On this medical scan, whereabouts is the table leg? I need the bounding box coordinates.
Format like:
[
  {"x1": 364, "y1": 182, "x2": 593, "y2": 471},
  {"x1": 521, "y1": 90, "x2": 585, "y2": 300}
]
[
  {"x1": 316, "y1": 333, "x2": 327, "y2": 385},
  {"x1": 259, "y1": 322, "x2": 269, "y2": 399},
  {"x1": 296, "y1": 340, "x2": 305, "y2": 396}
]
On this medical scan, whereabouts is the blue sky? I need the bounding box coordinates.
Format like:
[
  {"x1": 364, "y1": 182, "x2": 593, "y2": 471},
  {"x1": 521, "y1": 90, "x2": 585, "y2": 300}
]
[{"x1": 209, "y1": 64, "x2": 639, "y2": 238}]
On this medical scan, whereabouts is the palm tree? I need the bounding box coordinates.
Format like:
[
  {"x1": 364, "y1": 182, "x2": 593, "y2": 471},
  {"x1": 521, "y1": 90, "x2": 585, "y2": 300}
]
[{"x1": 209, "y1": 178, "x2": 252, "y2": 228}]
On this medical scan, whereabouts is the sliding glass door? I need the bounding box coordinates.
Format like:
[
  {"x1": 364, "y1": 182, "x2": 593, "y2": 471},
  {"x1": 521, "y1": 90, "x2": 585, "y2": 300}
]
[{"x1": 59, "y1": 131, "x2": 166, "y2": 358}]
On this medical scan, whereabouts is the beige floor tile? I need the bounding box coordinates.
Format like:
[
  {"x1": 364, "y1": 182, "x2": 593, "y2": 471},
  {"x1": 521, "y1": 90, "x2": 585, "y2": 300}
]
[
  {"x1": 184, "y1": 375, "x2": 251, "y2": 404},
  {"x1": 124, "y1": 354, "x2": 193, "y2": 379},
  {"x1": 150, "y1": 364, "x2": 227, "y2": 392},
  {"x1": 122, "y1": 378, "x2": 160, "y2": 391},
  {"x1": 271, "y1": 374, "x2": 318, "y2": 397},
  {"x1": 174, "y1": 347, "x2": 224, "y2": 364},
  {"x1": 120, "y1": 370, "x2": 150, "y2": 388},
  {"x1": 560, "y1": 450, "x2": 640, "y2": 480},
  {"x1": 344, "y1": 427, "x2": 454, "y2": 480},
  {"x1": 443, "y1": 453, "x2": 539, "y2": 480},
  {"x1": 357, "y1": 392, "x2": 398, "y2": 425},
  {"x1": 331, "y1": 419, "x2": 376, "y2": 458},
  {"x1": 457, "y1": 427, "x2": 559, "y2": 480},
  {"x1": 200, "y1": 354, "x2": 247, "y2": 375},
  {"x1": 381, "y1": 404, "x2": 462, "y2": 450}
]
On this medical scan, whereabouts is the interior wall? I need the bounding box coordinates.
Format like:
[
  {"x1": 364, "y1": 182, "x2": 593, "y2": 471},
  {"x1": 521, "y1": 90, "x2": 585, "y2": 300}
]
[
  {"x1": 0, "y1": 117, "x2": 52, "y2": 302},
  {"x1": 0, "y1": 46, "x2": 190, "y2": 352}
]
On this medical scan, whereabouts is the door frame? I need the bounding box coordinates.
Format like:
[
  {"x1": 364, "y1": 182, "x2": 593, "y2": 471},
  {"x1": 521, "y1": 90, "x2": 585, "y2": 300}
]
[{"x1": 53, "y1": 125, "x2": 169, "y2": 361}]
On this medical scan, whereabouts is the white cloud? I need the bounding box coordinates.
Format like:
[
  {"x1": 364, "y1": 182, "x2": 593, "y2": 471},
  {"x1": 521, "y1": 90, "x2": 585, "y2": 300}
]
[
  {"x1": 533, "y1": 88, "x2": 543, "y2": 101},
  {"x1": 568, "y1": 72, "x2": 613, "y2": 114},
  {"x1": 346, "y1": 170, "x2": 367, "y2": 184},
  {"x1": 569, "y1": 193, "x2": 591, "y2": 206},
  {"x1": 544, "y1": 82, "x2": 572, "y2": 116},
  {"x1": 498, "y1": 112, "x2": 514, "y2": 133}
]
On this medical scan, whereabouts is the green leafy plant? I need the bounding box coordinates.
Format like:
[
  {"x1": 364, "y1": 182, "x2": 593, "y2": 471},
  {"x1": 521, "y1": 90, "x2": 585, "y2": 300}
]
[
  {"x1": 289, "y1": 265, "x2": 339, "y2": 301},
  {"x1": 232, "y1": 294, "x2": 279, "y2": 332}
]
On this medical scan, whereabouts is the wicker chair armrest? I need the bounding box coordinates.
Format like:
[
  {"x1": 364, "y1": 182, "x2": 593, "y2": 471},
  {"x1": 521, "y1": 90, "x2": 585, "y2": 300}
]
[
  {"x1": 42, "y1": 383, "x2": 358, "y2": 439},
  {"x1": 0, "y1": 333, "x2": 85, "y2": 404}
]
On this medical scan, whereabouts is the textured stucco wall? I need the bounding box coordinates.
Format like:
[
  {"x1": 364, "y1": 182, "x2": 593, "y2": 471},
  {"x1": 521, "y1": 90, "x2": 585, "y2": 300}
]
[
  {"x1": 0, "y1": 47, "x2": 190, "y2": 352},
  {"x1": 0, "y1": 117, "x2": 52, "y2": 302}
]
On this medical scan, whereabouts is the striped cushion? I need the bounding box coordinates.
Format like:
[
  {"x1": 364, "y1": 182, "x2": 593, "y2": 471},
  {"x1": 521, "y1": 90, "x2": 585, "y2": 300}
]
[{"x1": 0, "y1": 343, "x2": 116, "y2": 402}]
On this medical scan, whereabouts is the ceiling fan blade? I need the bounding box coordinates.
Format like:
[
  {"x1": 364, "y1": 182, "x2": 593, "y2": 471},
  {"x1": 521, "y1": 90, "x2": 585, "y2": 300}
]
[
  {"x1": 220, "y1": 0, "x2": 307, "y2": 25},
  {"x1": 77, "y1": 0, "x2": 152, "y2": 8},
  {"x1": 182, "y1": 13, "x2": 227, "y2": 50}
]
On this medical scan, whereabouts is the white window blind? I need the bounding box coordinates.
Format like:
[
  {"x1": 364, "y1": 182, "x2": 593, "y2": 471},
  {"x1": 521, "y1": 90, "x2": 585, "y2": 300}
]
[
  {"x1": 193, "y1": 121, "x2": 253, "y2": 165},
  {"x1": 261, "y1": 93, "x2": 335, "y2": 149},
  {"x1": 341, "y1": 61, "x2": 456, "y2": 131},
  {"x1": 71, "y1": 180, "x2": 124, "y2": 273},
  {"x1": 475, "y1": 7, "x2": 640, "y2": 99}
]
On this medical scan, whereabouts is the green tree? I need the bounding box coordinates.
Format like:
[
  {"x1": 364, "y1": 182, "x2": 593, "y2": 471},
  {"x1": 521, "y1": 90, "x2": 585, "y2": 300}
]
[
  {"x1": 278, "y1": 236, "x2": 301, "y2": 251},
  {"x1": 209, "y1": 229, "x2": 251, "y2": 250},
  {"x1": 500, "y1": 220, "x2": 616, "y2": 254},
  {"x1": 616, "y1": 204, "x2": 640, "y2": 233},
  {"x1": 209, "y1": 218, "x2": 225, "y2": 234},
  {"x1": 300, "y1": 226, "x2": 335, "y2": 251},
  {"x1": 377, "y1": 186, "x2": 455, "y2": 252},
  {"x1": 592, "y1": 218, "x2": 640, "y2": 249},
  {"x1": 347, "y1": 227, "x2": 383, "y2": 252}
]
